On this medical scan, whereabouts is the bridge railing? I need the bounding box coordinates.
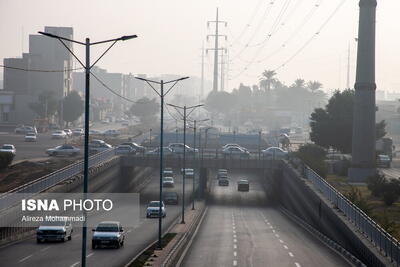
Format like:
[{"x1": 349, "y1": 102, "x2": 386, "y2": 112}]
[
  {"x1": 304, "y1": 165, "x2": 400, "y2": 265},
  {"x1": 0, "y1": 148, "x2": 116, "y2": 212}
]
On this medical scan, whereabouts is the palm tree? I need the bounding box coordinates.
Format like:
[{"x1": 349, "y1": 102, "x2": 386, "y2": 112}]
[
  {"x1": 307, "y1": 81, "x2": 323, "y2": 93},
  {"x1": 259, "y1": 70, "x2": 277, "y2": 91},
  {"x1": 292, "y1": 78, "x2": 306, "y2": 89}
]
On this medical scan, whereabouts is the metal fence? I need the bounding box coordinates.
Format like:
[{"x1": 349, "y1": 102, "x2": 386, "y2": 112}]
[
  {"x1": 0, "y1": 148, "x2": 116, "y2": 211},
  {"x1": 304, "y1": 166, "x2": 400, "y2": 265}
]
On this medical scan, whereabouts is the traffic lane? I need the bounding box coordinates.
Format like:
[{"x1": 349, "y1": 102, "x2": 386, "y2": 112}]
[
  {"x1": 0, "y1": 170, "x2": 194, "y2": 267},
  {"x1": 182, "y1": 170, "x2": 351, "y2": 267}
]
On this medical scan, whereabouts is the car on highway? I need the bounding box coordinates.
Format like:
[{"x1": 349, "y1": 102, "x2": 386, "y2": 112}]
[
  {"x1": 121, "y1": 142, "x2": 145, "y2": 153},
  {"x1": 52, "y1": 130, "x2": 67, "y2": 139},
  {"x1": 115, "y1": 145, "x2": 135, "y2": 155},
  {"x1": 146, "y1": 147, "x2": 173, "y2": 156},
  {"x1": 46, "y1": 144, "x2": 80, "y2": 156},
  {"x1": 217, "y1": 169, "x2": 228, "y2": 179},
  {"x1": 162, "y1": 177, "x2": 175, "y2": 188},
  {"x1": 238, "y1": 179, "x2": 250, "y2": 192},
  {"x1": 89, "y1": 129, "x2": 102, "y2": 135},
  {"x1": 222, "y1": 144, "x2": 249, "y2": 153},
  {"x1": 169, "y1": 143, "x2": 198, "y2": 154},
  {"x1": 92, "y1": 221, "x2": 125, "y2": 249},
  {"x1": 24, "y1": 132, "x2": 37, "y2": 142},
  {"x1": 163, "y1": 168, "x2": 174, "y2": 178},
  {"x1": 146, "y1": 201, "x2": 166, "y2": 218},
  {"x1": 0, "y1": 144, "x2": 16, "y2": 155},
  {"x1": 36, "y1": 220, "x2": 73, "y2": 243},
  {"x1": 377, "y1": 154, "x2": 391, "y2": 168},
  {"x1": 15, "y1": 125, "x2": 37, "y2": 135},
  {"x1": 163, "y1": 192, "x2": 178, "y2": 205},
  {"x1": 218, "y1": 178, "x2": 229, "y2": 186},
  {"x1": 63, "y1": 129, "x2": 73, "y2": 137},
  {"x1": 262, "y1": 147, "x2": 288, "y2": 160},
  {"x1": 181, "y1": 168, "x2": 194, "y2": 178},
  {"x1": 72, "y1": 128, "x2": 84, "y2": 136},
  {"x1": 89, "y1": 139, "x2": 113, "y2": 153},
  {"x1": 222, "y1": 146, "x2": 250, "y2": 158},
  {"x1": 103, "y1": 129, "x2": 120, "y2": 137}
]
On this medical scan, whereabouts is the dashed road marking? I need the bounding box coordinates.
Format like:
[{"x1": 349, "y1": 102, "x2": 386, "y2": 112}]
[
  {"x1": 283, "y1": 245, "x2": 289, "y2": 250},
  {"x1": 233, "y1": 251, "x2": 237, "y2": 257},
  {"x1": 86, "y1": 252, "x2": 94, "y2": 258},
  {"x1": 289, "y1": 252, "x2": 294, "y2": 257},
  {"x1": 233, "y1": 234, "x2": 237, "y2": 238},
  {"x1": 234, "y1": 244, "x2": 237, "y2": 249},
  {"x1": 272, "y1": 229, "x2": 276, "y2": 233},
  {"x1": 233, "y1": 230, "x2": 236, "y2": 234},
  {"x1": 233, "y1": 260, "x2": 237, "y2": 266},
  {"x1": 234, "y1": 238, "x2": 237, "y2": 243},
  {"x1": 279, "y1": 239, "x2": 284, "y2": 243},
  {"x1": 295, "y1": 262, "x2": 301, "y2": 267},
  {"x1": 275, "y1": 234, "x2": 280, "y2": 238},
  {"x1": 70, "y1": 262, "x2": 80, "y2": 267},
  {"x1": 19, "y1": 254, "x2": 33, "y2": 263},
  {"x1": 40, "y1": 246, "x2": 50, "y2": 252}
]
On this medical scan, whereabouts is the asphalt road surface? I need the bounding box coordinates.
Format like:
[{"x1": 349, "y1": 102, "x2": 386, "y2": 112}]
[
  {"x1": 0, "y1": 165, "x2": 194, "y2": 267},
  {"x1": 181, "y1": 170, "x2": 351, "y2": 267}
]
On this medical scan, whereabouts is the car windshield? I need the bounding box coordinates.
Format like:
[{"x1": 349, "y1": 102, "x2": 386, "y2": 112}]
[
  {"x1": 26, "y1": 133, "x2": 35, "y2": 136},
  {"x1": 2, "y1": 145, "x2": 13, "y2": 150},
  {"x1": 41, "y1": 221, "x2": 66, "y2": 227},
  {"x1": 95, "y1": 224, "x2": 119, "y2": 232},
  {"x1": 164, "y1": 177, "x2": 173, "y2": 182},
  {"x1": 149, "y1": 202, "x2": 161, "y2": 207}
]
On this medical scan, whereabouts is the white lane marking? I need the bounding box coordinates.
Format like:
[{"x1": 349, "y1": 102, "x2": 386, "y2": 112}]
[
  {"x1": 284, "y1": 245, "x2": 289, "y2": 250},
  {"x1": 234, "y1": 238, "x2": 237, "y2": 243},
  {"x1": 233, "y1": 234, "x2": 237, "y2": 238},
  {"x1": 233, "y1": 226, "x2": 236, "y2": 230},
  {"x1": 267, "y1": 222, "x2": 270, "y2": 225},
  {"x1": 279, "y1": 239, "x2": 284, "y2": 243},
  {"x1": 272, "y1": 229, "x2": 276, "y2": 233},
  {"x1": 295, "y1": 262, "x2": 301, "y2": 267},
  {"x1": 289, "y1": 252, "x2": 294, "y2": 257},
  {"x1": 233, "y1": 251, "x2": 237, "y2": 257},
  {"x1": 233, "y1": 230, "x2": 236, "y2": 234},
  {"x1": 233, "y1": 260, "x2": 238, "y2": 266},
  {"x1": 86, "y1": 252, "x2": 94, "y2": 258},
  {"x1": 70, "y1": 262, "x2": 80, "y2": 267},
  {"x1": 265, "y1": 219, "x2": 268, "y2": 222},
  {"x1": 127, "y1": 230, "x2": 132, "y2": 233},
  {"x1": 270, "y1": 226, "x2": 274, "y2": 229},
  {"x1": 275, "y1": 234, "x2": 280, "y2": 238},
  {"x1": 40, "y1": 246, "x2": 50, "y2": 252},
  {"x1": 234, "y1": 244, "x2": 237, "y2": 249},
  {"x1": 19, "y1": 254, "x2": 33, "y2": 263}
]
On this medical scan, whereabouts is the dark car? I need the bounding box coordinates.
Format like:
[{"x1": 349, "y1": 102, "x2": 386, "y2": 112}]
[
  {"x1": 238, "y1": 179, "x2": 249, "y2": 192},
  {"x1": 218, "y1": 178, "x2": 229, "y2": 186},
  {"x1": 163, "y1": 192, "x2": 178, "y2": 205}
]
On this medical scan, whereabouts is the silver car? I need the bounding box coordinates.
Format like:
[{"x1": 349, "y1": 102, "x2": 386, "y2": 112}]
[
  {"x1": 92, "y1": 221, "x2": 125, "y2": 249},
  {"x1": 262, "y1": 147, "x2": 288, "y2": 160},
  {"x1": 37, "y1": 220, "x2": 73, "y2": 243},
  {"x1": 46, "y1": 144, "x2": 80, "y2": 156}
]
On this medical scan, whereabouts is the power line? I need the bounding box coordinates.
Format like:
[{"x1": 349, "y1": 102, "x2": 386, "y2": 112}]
[{"x1": 0, "y1": 64, "x2": 83, "y2": 73}]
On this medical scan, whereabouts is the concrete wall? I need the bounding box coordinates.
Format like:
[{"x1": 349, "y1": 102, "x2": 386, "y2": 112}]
[{"x1": 263, "y1": 161, "x2": 390, "y2": 267}]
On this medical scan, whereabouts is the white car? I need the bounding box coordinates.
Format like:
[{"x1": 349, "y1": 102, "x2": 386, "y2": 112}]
[
  {"x1": 52, "y1": 130, "x2": 67, "y2": 139},
  {"x1": 103, "y1": 129, "x2": 120, "y2": 137},
  {"x1": 162, "y1": 177, "x2": 175, "y2": 188},
  {"x1": 262, "y1": 147, "x2": 288, "y2": 160},
  {"x1": 72, "y1": 128, "x2": 84, "y2": 136},
  {"x1": 181, "y1": 168, "x2": 194, "y2": 178},
  {"x1": 222, "y1": 146, "x2": 250, "y2": 158},
  {"x1": 222, "y1": 144, "x2": 249, "y2": 153},
  {"x1": 37, "y1": 220, "x2": 73, "y2": 243},
  {"x1": 46, "y1": 144, "x2": 80, "y2": 156},
  {"x1": 115, "y1": 145, "x2": 134, "y2": 155},
  {"x1": 89, "y1": 140, "x2": 112, "y2": 153},
  {"x1": 63, "y1": 129, "x2": 73, "y2": 137},
  {"x1": 146, "y1": 201, "x2": 166, "y2": 218},
  {"x1": 0, "y1": 144, "x2": 16, "y2": 155},
  {"x1": 24, "y1": 132, "x2": 37, "y2": 142},
  {"x1": 146, "y1": 147, "x2": 173, "y2": 156},
  {"x1": 92, "y1": 221, "x2": 125, "y2": 249},
  {"x1": 169, "y1": 143, "x2": 198, "y2": 154}
]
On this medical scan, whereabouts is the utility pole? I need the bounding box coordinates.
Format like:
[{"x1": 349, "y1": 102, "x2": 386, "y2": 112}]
[
  {"x1": 207, "y1": 8, "x2": 227, "y2": 92},
  {"x1": 220, "y1": 54, "x2": 225, "y2": 91},
  {"x1": 346, "y1": 42, "x2": 351, "y2": 89},
  {"x1": 200, "y1": 44, "x2": 205, "y2": 100},
  {"x1": 349, "y1": 0, "x2": 377, "y2": 182}
]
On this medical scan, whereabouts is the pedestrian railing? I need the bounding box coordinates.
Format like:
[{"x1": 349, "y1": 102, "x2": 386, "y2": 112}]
[
  {"x1": 0, "y1": 148, "x2": 116, "y2": 211},
  {"x1": 304, "y1": 165, "x2": 400, "y2": 265}
]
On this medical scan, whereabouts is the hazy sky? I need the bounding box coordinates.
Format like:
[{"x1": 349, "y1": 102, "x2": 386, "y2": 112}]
[{"x1": 1, "y1": 0, "x2": 399, "y2": 94}]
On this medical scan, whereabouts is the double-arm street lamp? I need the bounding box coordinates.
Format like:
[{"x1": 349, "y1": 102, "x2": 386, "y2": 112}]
[
  {"x1": 167, "y1": 103, "x2": 203, "y2": 223},
  {"x1": 39, "y1": 31, "x2": 137, "y2": 267},
  {"x1": 135, "y1": 77, "x2": 189, "y2": 248}
]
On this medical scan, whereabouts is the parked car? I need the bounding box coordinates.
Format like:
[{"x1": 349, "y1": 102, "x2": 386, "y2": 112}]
[
  {"x1": 0, "y1": 144, "x2": 16, "y2": 155},
  {"x1": 218, "y1": 178, "x2": 229, "y2": 186},
  {"x1": 115, "y1": 145, "x2": 134, "y2": 155},
  {"x1": 104, "y1": 129, "x2": 120, "y2": 137},
  {"x1": 121, "y1": 142, "x2": 145, "y2": 153},
  {"x1": 146, "y1": 201, "x2": 166, "y2": 218},
  {"x1": 222, "y1": 146, "x2": 250, "y2": 158},
  {"x1": 163, "y1": 192, "x2": 178, "y2": 205},
  {"x1": 169, "y1": 143, "x2": 198, "y2": 154},
  {"x1": 181, "y1": 168, "x2": 194, "y2": 178},
  {"x1": 146, "y1": 147, "x2": 173, "y2": 156},
  {"x1": 72, "y1": 128, "x2": 84, "y2": 136},
  {"x1": 238, "y1": 179, "x2": 250, "y2": 192},
  {"x1": 15, "y1": 125, "x2": 37, "y2": 135},
  {"x1": 63, "y1": 129, "x2": 73, "y2": 137},
  {"x1": 24, "y1": 132, "x2": 37, "y2": 142},
  {"x1": 52, "y1": 130, "x2": 67, "y2": 139},
  {"x1": 46, "y1": 144, "x2": 80, "y2": 156},
  {"x1": 377, "y1": 154, "x2": 391, "y2": 168},
  {"x1": 162, "y1": 177, "x2": 175, "y2": 188},
  {"x1": 262, "y1": 147, "x2": 288, "y2": 160},
  {"x1": 92, "y1": 221, "x2": 125, "y2": 249},
  {"x1": 37, "y1": 221, "x2": 73, "y2": 243}
]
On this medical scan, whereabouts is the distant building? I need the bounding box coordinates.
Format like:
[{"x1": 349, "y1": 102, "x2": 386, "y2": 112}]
[{"x1": 1, "y1": 26, "x2": 74, "y2": 124}]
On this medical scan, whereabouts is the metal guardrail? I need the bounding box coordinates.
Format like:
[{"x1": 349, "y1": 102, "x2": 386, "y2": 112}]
[
  {"x1": 304, "y1": 165, "x2": 400, "y2": 265},
  {"x1": 0, "y1": 148, "x2": 116, "y2": 211}
]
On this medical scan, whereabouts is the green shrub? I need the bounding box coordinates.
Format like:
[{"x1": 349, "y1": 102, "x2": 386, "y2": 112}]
[
  {"x1": 382, "y1": 180, "x2": 400, "y2": 206},
  {"x1": 0, "y1": 152, "x2": 14, "y2": 169},
  {"x1": 367, "y1": 173, "x2": 386, "y2": 197},
  {"x1": 294, "y1": 144, "x2": 327, "y2": 177}
]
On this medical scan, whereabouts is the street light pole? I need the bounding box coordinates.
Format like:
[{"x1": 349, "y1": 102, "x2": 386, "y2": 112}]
[
  {"x1": 192, "y1": 119, "x2": 196, "y2": 210},
  {"x1": 135, "y1": 76, "x2": 189, "y2": 248},
  {"x1": 39, "y1": 31, "x2": 137, "y2": 267}
]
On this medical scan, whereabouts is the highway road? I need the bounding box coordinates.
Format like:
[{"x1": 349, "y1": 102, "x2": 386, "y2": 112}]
[
  {"x1": 0, "y1": 165, "x2": 194, "y2": 267},
  {"x1": 181, "y1": 170, "x2": 351, "y2": 267}
]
